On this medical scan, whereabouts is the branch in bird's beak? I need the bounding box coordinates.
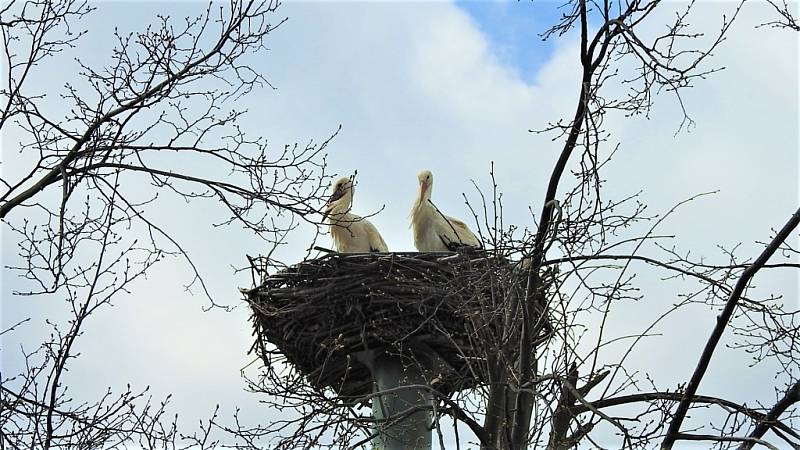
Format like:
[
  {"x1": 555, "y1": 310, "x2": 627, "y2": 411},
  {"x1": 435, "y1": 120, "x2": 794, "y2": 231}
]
[
  {"x1": 327, "y1": 188, "x2": 345, "y2": 205},
  {"x1": 322, "y1": 187, "x2": 346, "y2": 221}
]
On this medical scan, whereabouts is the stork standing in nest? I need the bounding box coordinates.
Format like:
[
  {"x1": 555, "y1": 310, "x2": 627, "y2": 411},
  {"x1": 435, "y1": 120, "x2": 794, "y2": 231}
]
[
  {"x1": 411, "y1": 170, "x2": 481, "y2": 251},
  {"x1": 324, "y1": 176, "x2": 388, "y2": 253}
]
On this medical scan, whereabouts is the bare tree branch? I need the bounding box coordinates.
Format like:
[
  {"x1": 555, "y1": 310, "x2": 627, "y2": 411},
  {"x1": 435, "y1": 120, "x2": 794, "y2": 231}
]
[{"x1": 663, "y1": 207, "x2": 800, "y2": 449}]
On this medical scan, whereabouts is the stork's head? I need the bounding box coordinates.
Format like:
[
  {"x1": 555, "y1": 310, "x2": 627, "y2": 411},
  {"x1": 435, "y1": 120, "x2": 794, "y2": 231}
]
[
  {"x1": 324, "y1": 176, "x2": 354, "y2": 219},
  {"x1": 417, "y1": 170, "x2": 433, "y2": 200},
  {"x1": 328, "y1": 176, "x2": 353, "y2": 202}
]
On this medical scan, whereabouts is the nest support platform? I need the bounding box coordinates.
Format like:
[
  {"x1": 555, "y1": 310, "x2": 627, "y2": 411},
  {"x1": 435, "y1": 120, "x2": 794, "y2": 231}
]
[{"x1": 246, "y1": 251, "x2": 509, "y2": 399}]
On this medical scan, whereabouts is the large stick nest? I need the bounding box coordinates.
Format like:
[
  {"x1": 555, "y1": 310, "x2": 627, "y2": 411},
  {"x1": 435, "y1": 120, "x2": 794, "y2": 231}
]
[{"x1": 245, "y1": 251, "x2": 512, "y2": 398}]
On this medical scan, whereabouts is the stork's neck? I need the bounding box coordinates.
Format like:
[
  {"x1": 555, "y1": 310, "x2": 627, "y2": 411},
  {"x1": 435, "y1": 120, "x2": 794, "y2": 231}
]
[
  {"x1": 412, "y1": 184, "x2": 432, "y2": 217},
  {"x1": 410, "y1": 187, "x2": 435, "y2": 248}
]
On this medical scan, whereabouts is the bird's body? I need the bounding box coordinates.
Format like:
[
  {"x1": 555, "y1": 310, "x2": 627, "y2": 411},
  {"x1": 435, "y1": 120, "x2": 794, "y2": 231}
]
[
  {"x1": 410, "y1": 170, "x2": 481, "y2": 252},
  {"x1": 325, "y1": 177, "x2": 388, "y2": 253},
  {"x1": 329, "y1": 211, "x2": 388, "y2": 252}
]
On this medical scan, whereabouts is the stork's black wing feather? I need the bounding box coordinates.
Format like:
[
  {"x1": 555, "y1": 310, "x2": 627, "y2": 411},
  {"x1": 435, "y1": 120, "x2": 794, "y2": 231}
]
[{"x1": 439, "y1": 234, "x2": 482, "y2": 251}]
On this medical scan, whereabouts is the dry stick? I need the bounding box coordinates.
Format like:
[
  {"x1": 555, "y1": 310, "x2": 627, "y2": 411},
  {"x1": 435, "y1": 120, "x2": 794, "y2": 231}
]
[
  {"x1": 569, "y1": 391, "x2": 800, "y2": 443},
  {"x1": 513, "y1": 0, "x2": 626, "y2": 441},
  {"x1": 0, "y1": 0, "x2": 261, "y2": 219},
  {"x1": 561, "y1": 379, "x2": 631, "y2": 448},
  {"x1": 661, "y1": 206, "x2": 800, "y2": 450},
  {"x1": 513, "y1": 37, "x2": 596, "y2": 450},
  {"x1": 738, "y1": 380, "x2": 800, "y2": 450},
  {"x1": 44, "y1": 174, "x2": 122, "y2": 450},
  {"x1": 677, "y1": 434, "x2": 780, "y2": 450}
]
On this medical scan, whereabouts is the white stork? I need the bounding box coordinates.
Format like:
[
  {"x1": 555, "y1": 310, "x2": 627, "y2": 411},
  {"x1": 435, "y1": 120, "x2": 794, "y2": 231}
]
[
  {"x1": 410, "y1": 170, "x2": 481, "y2": 252},
  {"x1": 324, "y1": 176, "x2": 389, "y2": 253}
]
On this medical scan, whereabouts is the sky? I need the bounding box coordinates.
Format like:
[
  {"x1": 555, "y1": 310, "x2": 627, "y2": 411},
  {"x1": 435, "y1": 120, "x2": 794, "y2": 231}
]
[
  {"x1": 1, "y1": 1, "x2": 798, "y2": 448},
  {"x1": 455, "y1": 1, "x2": 559, "y2": 81}
]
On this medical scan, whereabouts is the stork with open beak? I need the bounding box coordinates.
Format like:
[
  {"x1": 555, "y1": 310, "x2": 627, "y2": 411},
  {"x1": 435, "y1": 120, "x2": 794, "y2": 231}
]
[
  {"x1": 324, "y1": 176, "x2": 389, "y2": 253},
  {"x1": 410, "y1": 170, "x2": 481, "y2": 252}
]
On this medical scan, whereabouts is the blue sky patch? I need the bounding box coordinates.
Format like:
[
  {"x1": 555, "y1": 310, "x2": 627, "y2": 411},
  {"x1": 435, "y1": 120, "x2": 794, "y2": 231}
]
[{"x1": 455, "y1": 1, "x2": 561, "y2": 83}]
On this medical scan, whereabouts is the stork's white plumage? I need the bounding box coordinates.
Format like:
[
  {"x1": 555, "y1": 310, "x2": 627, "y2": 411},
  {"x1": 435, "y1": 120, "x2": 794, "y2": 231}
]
[
  {"x1": 410, "y1": 170, "x2": 481, "y2": 252},
  {"x1": 324, "y1": 176, "x2": 388, "y2": 253}
]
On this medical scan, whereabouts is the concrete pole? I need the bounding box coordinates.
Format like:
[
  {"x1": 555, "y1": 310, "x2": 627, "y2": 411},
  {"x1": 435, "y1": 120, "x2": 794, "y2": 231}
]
[{"x1": 357, "y1": 350, "x2": 434, "y2": 450}]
